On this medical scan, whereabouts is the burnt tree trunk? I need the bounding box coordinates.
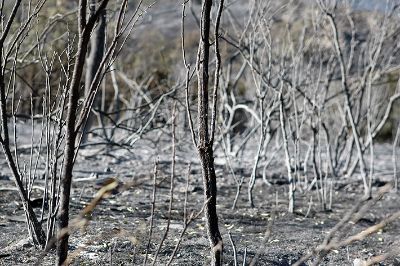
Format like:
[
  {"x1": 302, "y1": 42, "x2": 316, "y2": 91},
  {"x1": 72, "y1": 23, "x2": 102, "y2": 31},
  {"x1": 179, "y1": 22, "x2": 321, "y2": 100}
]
[
  {"x1": 196, "y1": 0, "x2": 223, "y2": 264},
  {"x1": 57, "y1": 1, "x2": 109, "y2": 264},
  {"x1": 57, "y1": 28, "x2": 90, "y2": 266},
  {"x1": 198, "y1": 145, "x2": 223, "y2": 264},
  {"x1": 82, "y1": 0, "x2": 106, "y2": 144}
]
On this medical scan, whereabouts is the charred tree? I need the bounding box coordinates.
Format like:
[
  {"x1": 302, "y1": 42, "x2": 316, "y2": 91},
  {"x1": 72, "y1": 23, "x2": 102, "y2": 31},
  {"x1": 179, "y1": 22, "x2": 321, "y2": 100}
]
[
  {"x1": 193, "y1": 0, "x2": 224, "y2": 264},
  {"x1": 82, "y1": 0, "x2": 106, "y2": 144},
  {"x1": 57, "y1": 1, "x2": 110, "y2": 264}
]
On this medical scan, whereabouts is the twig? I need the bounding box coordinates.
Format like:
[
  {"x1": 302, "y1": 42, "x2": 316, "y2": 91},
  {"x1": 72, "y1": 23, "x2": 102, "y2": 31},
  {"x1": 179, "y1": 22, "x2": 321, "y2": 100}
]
[
  {"x1": 143, "y1": 160, "x2": 158, "y2": 266},
  {"x1": 152, "y1": 102, "x2": 177, "y2": 265},
  {"x1": 228, "y1": 232, "x2": 238, "y2": 266}
]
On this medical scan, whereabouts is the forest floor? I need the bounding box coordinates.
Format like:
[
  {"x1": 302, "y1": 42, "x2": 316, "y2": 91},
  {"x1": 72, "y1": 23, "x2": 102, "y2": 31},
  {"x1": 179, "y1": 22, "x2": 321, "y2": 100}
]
[{"x1": 0, "y1": 130, "x2": 400, "y2": 265}]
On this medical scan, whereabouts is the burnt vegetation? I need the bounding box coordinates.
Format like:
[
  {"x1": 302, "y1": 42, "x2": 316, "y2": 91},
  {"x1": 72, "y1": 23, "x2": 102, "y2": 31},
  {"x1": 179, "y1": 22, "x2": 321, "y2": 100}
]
[{"x1": 0, "y1": 0, "x2": 400, "y2": 265}]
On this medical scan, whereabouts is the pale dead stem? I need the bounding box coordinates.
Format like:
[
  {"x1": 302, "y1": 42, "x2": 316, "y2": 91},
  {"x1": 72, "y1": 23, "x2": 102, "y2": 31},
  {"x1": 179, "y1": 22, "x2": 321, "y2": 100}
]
[{"x1": 294, "y1": 185, "x2": 399, "y2": 266}]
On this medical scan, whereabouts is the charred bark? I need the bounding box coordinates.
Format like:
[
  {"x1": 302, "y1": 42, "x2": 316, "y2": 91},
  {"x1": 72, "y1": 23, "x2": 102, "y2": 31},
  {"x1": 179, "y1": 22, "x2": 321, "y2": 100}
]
[
  {"x1": 198, "y1": 145, "x2": 223, "y2": 265},
  {"x1": 195, "y1": 0, "x2": 224, "y2": 264},
  {"x1": 56, "y1": 1, "x2": 109, "y2": 264},
  {"x1": 82, "y1": 0, "x2": 106, "y2": 144}
]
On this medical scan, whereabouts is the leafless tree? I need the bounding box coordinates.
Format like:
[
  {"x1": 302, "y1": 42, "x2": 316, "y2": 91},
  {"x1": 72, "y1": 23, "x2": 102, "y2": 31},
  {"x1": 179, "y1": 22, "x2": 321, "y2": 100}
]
[
  {"x1": 184, "y1": 0, "x2": 225, "y2": 264},
  {"x1": 56, "y1": 1, "x2": 112, "y2": 263},
  {"x1": 82, "y1": 0, "x2": 107, "y2": 144},
  {"x1": 0, "y1": 0, "x2": 47, "y2": 248}
]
